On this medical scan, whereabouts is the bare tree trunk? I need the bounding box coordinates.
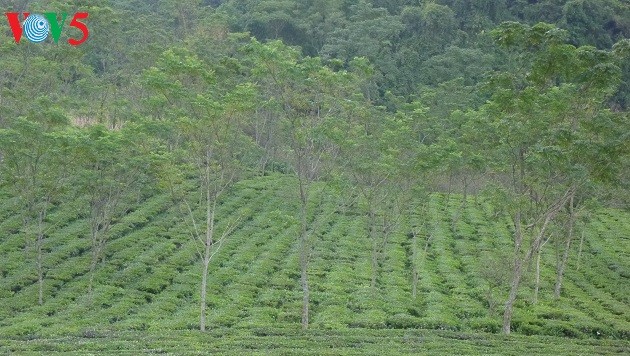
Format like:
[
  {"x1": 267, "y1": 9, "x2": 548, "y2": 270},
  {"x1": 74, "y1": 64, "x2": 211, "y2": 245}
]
[
  {"x1": 411, "y1": 230, "x2": 418, "y2": 299},
  {"x1": 88, "y1": 226, "x2": 108, "y2": 295},
  {"x1": 200, "y1": 256, "x2": 210, "y2": 331},
  {"x1": 410, "y1": 212, "x2": 431, "y2": 299},
  {"x1": 502, "y1": 188, "x2": 572, "y2": 334},
  {"x1": 534, "y1": 250, "x2": 540, "y2": 304},
  {"x1": 503, "y1": 227, "x2": 549, "y2": 333},
  {"x1": 533, "y1": 232, "x2": 553, "y2": 305},
  {"x1": 414, "y1": 225, "x2": 432, "y2": 299},
  {"x1": 451, "y1": 209, "x2": 460, "y2": 236},
  {"x1": 200, "y1": 192, "x2": 216, "y2": 331},
  {"x1": 87, "y1": 189, "x2": 117, "y2": 295},
  {"x1": 533, "y1": 249, "x2": 541, "y2": 304},
  {"x1": 28, "y1": 199, "x2": 50, "y2": 306},
  {"x1": 88, "y1": 238, "x2": 103, "y2": 295},
  {"x1": 200, "y1": 158, "x2": 218, "y2": 332},
  {"x1": 369, "y1": 208, "x2": 378, "y2": 289},
  {"x1": 446, "y1": 172, "x2": 453, "y2": 204},
  {"x1": 300, "y1": 236, "x2": 309, "y2": 330},
  {"x1": 191, "y1": 185, "x2": 237, "y2": 333},
  {"x1": 554, "y1": 192, "x2": 576, "y2": 299},
  {"x1": 503, "y1": 210, "x2": 523, "y2": 335},
  {"x1": 36, "y1": 210, "x2": 45, "y2": 306},
  {"x1": 298, "y1": 179, "x2": 310, "y2": 330},
  {"x1": 462, "y1": 175, "x2": 469, "y2": 207},
  {"x1": 199, "y1": 244, "x2": 210, "y2": 331},
  {"x1": 502, "y1": 257, "x2": 524, "y2": 334}
]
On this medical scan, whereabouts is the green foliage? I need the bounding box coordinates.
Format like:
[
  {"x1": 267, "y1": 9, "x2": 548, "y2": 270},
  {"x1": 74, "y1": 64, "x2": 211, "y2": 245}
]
[
  {"x1": 0, "y1": 175, "x2": 624, "y2": 341},
  {"x1": 0, "y1": 0, "x2": 628, "y2": 350}
]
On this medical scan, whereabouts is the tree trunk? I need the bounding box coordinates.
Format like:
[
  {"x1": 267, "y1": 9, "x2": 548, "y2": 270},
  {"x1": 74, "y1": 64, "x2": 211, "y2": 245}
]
[
  {"x1": 87, "y1": 196, "x2": 114, "y2": 295},
  {"x1": 503, "y1": 209, "x2": 523, "y2": 334},
  {"x1": 502, "y1": 256, "x2": 524, "y2": 334},
  {"x1": 200, "y1": 257, "x2": 209, "y2": 332},
  {"x1": 411, "y1": 231, "x2": 418, "y2": 299},
  {"x1": 200, "y1": 168, "x2": 216, "y2": 332},
  {"x1": 300, "y1": 244, "x2": 309, "y2": 330},
  {"x1": 299, "y1": 179, "x2": 310, "y2": 330},
  {"x1": 36, "y1": 208, "x2": 47, "y2": 305},
  {"x1": 533, "y1": 231, "x2": 554, "y2": 305},
  {"x1": 533, "y1": 249, "x2": 541, "y2": 304},
  {"x1": 502, "y1": 189, "x2": 570, "y2": 334},
  {"x1": 462, "y1": 175, "x2": 469, "y2": 207},
  {"x1": 36, "y1": 232, "x2": 44, "y2": 305},
  {"x1": 451, "y1": 209, "x2": 460, "y2": 236},
  {"x1": 504, "y1": 230, "x2": 546, "y2": 333},
  {"x1": 88, "y1": 232, "x2": 99, "y2": 295},
  {"x1": 446, "y1": 172, "x2": 453, "y2": 204},
  {"x1": 554, "y1": 193, "x2": 576, "y2": 299},
  {"x1": 369, "y1": 208, "x2": 378, "y2": 289}
]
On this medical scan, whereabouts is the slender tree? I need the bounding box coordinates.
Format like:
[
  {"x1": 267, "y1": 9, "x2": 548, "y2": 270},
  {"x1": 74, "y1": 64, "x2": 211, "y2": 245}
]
[
  {"x1": 145, "y1": 48, "x2": 256, "y2": 331},
  {"x1": 70, "y1": 124, "x2": 152, "y2": 294},
  {"x1": 248, "y1": 39, "x2": 353, "y2": 328},
  {"x1": 0, "y1": 115, "x2": 71, "y2": 305},
  {"x1": 480, "y1": 22, "x2": 627, "y2": 334}
]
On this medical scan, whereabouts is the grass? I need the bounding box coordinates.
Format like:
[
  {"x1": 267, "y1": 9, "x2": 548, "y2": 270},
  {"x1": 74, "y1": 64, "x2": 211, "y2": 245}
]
[
  {"x1": 0, "y1": 173, "x2": 628, "y2": 352},
  {"x1": 1, "y1": 329, "x2": 628, "y2": 355}
]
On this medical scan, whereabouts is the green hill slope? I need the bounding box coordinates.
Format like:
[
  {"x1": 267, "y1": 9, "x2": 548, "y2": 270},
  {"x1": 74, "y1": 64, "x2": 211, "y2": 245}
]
[{"x1": 0, "y1": 174, "x2": 628, "y2": 352}]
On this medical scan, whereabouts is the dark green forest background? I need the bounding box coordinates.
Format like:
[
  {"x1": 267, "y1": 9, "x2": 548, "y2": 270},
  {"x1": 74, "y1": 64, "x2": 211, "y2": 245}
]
[
  {"x1": 0, "y1": 0, "x2": 629, "y2": 341},
  {"x1": 2, "y1": 0, "x2": 630, "y2": 119}
]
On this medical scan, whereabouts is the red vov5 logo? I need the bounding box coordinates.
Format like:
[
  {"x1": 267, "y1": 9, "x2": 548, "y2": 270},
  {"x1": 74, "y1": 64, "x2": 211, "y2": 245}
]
[{"x1": 5, "y1": 12, "x2": 89, "y2": 46}]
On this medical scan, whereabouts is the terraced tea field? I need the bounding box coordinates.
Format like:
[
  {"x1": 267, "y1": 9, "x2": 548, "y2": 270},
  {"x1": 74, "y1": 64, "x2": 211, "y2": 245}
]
[{"x1": 0, "y1": 174, "x2": 628, "y2": 353}]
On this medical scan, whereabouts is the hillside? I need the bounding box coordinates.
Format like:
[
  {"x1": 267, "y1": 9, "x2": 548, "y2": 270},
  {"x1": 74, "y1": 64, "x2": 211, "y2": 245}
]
[
  {"x1": 0, "y1": 174, "x2": 628, "y2": 352},
  {"x1": 1, "y1": 0, "x2": 629, "y2": 353}
]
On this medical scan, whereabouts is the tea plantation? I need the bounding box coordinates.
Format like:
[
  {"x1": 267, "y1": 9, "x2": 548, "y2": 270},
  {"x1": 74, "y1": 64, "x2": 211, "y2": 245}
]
[{"x1": 0, "y1": 174, "x2": 628, "y2": 354}]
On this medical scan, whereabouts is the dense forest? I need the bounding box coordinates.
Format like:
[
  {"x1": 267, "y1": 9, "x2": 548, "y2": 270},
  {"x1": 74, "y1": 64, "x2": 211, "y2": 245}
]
[{"x1": 0, "y1": 0, "x2": 628, "y2": 352}]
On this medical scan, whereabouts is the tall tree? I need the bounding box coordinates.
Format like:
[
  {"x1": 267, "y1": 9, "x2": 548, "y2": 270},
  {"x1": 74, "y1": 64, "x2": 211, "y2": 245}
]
[
  {"x1": 248, "y1": 39, "x2": 352, "y2": 328},
  {"x1": 145, "y1": 47, "x2": 256, "y2": 331},
  {"x1": 481, "y1": 22, "x2": 627, "y2": 334},
  {"x1": 71, "y1": 124, "x2": 152, "y2": 294},
  {"x1": 335, "y1": 101, "x2": 414, "y2": 289},
  {"x1": 0, "y1": 113, "x2": 71, "y2": 305}
]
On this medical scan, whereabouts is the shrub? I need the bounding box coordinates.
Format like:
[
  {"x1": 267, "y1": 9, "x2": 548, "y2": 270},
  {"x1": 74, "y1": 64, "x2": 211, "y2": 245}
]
[
  {"x1": 2, "y1": 320, "x2": 40, "y2": 337},
  {"x1": 417, "y1": 315, "x2": 461, "y2": 331},
  {"x1": 541, "y1": 321, "x2": 584, "y2": 338},
  {"x1": 574, "y1": 321, "x2": 615, "y2": 339},
  {"x1": 350, "y1": 309, "x2": 387, "y2": 329},
  {"x1": 312, "y1": 305, "x2": 352, "y2": 329},
  {"x1": 469, "y1": 317, "x2": 501, "y2": 333},
  {"x1": 386, "y1": 313, "x2": 423, "y2": 329}
]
